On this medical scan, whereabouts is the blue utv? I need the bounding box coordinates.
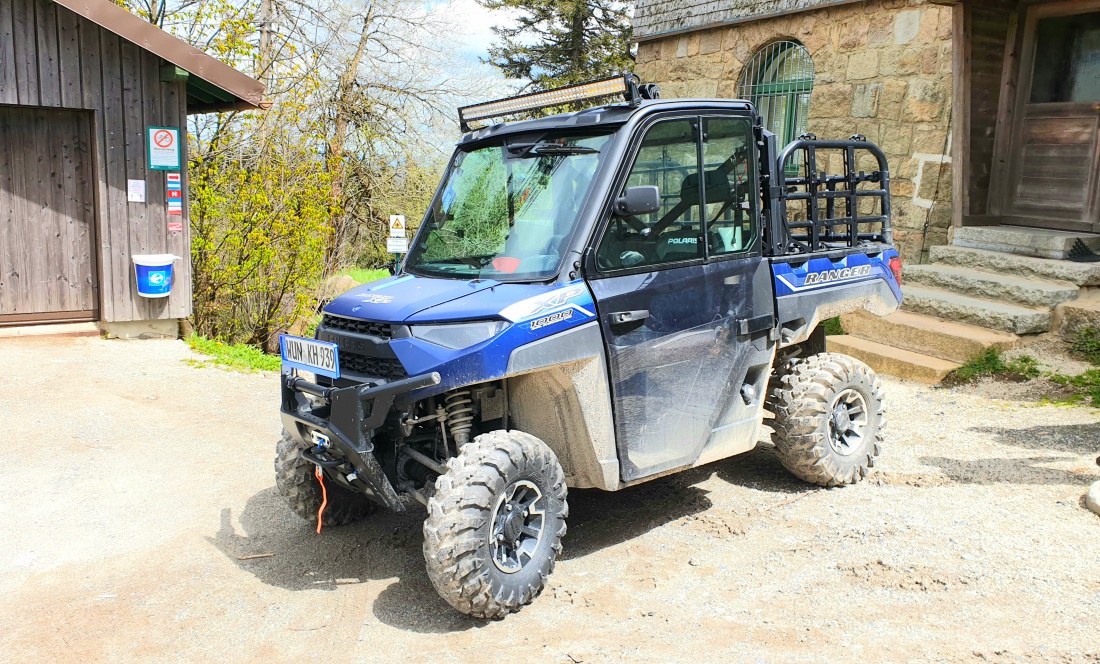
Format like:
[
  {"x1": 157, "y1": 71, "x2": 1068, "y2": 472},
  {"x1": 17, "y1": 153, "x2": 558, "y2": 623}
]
[{"x1": 275, "y1": 75, "x2": 904, "y2": 618}]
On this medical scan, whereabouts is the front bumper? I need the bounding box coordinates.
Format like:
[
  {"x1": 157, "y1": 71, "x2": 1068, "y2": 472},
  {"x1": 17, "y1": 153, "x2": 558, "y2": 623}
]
[{"x1": 280, "y1": 371, "x2": 441, "y2": 511}]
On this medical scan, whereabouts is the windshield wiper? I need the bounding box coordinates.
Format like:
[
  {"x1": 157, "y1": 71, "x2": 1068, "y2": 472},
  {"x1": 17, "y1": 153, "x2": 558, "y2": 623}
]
[
  {"x1": 530, "y1": 144, "x2": 599, "y2": 156},
  {"x1": 505, "y1": 142, "x2": 599, "y2": 159}
]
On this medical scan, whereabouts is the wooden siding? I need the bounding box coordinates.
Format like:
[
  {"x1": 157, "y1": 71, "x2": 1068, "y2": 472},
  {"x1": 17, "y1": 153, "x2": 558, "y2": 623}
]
[
  {"x1": 966, "y1": 6, "x2": 1011, "y2": 217},
  {"x1": 0, "y1": 0, "x2": 191, "y2": 322},
  {"x1": 0, "y1": 106, "x2": 98, "y2": 319}
]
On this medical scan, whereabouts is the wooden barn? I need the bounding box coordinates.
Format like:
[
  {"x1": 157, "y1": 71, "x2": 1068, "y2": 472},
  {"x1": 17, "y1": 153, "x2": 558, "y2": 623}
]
[{"x1": 0, "y1": 0, "x2": 263, "y2": 336}]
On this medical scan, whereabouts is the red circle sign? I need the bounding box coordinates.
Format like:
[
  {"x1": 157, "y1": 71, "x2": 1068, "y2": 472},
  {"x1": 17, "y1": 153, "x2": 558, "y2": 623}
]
[{"x1": 153, "y1": 130, "x2": 174, "y2": 148}]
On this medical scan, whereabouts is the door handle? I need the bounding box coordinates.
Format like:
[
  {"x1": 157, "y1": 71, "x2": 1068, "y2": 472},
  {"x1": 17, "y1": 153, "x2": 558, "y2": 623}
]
[
  {"x1": 609, "y1": 309, "x2": 649, "y2": 325},
  {"x1": 735, "y1": 314, "x2": 774, "y2": 336}
]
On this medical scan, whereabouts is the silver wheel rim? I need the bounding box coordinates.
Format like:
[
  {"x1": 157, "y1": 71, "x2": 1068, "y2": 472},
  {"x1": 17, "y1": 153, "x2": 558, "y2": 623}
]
[
  {"x1": 489, "y1": 480, "x2": 545, "y2": 574},
  {"x1": 828, "y1": 388, "x2": 868, "y2": 456}
]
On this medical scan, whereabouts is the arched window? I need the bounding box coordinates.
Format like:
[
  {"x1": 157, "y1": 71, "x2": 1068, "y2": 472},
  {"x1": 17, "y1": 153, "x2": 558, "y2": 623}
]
[{"x1": 738, "y1": 41, "x2": 814, "y2": 171}]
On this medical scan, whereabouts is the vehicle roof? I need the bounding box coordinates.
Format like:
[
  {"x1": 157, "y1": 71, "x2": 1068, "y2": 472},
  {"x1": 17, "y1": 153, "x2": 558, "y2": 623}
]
[{"x1": 457, "y1": 98, "x2": 757, "y2": 147}]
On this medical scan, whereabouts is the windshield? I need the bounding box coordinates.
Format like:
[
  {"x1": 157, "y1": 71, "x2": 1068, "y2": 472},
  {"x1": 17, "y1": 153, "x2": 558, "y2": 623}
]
[{"x1": 405, "y1": 132, "x2": 612, "y2": 281}]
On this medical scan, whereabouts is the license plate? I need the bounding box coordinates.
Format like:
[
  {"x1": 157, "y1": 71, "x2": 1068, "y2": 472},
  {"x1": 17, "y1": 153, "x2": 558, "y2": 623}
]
[{"x1": 280, "y1": 335, "x2": 340, "y2": 379}]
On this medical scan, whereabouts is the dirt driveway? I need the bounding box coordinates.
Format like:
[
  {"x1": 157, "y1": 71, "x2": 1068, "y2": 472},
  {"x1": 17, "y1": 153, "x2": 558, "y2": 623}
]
[{"x1": 1, "y1": 336, "x2": 1098, "y2": 663}]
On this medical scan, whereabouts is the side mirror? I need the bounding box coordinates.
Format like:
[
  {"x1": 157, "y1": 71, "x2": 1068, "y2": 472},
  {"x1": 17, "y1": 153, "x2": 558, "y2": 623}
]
[{"x1": 614, "y1": 185, "x2": 660, "y2": 217}]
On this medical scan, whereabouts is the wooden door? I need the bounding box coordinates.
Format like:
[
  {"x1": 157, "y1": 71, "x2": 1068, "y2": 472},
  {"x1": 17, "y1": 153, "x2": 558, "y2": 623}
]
[
  {"x1": 0, "y1": 106, "x2": 100, "y2": 324},
  {"x1": 1002, "y1": 1, "x2": 1100, "y2": 233}
]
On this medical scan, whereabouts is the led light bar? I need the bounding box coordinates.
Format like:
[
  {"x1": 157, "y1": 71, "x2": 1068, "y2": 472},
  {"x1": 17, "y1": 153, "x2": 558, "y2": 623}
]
[{"x1": 458, "y1": 74, "x2": 638, "y2": 132}]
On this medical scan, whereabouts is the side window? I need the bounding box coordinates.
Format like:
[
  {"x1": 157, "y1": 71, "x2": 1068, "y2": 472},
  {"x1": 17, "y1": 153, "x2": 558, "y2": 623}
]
[
  {"x1": 596, "y1": 118, "x2": 702, "y2": 271},
  {"x1": 701, "y1": 117, "x2": 758, "y2": 257}
]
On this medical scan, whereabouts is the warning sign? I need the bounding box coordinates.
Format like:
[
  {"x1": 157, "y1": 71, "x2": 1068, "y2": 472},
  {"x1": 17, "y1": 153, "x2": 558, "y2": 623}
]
[
  {"x1": 389, "y1": 215, "x2": 406, "y2": 238},
  {"x1": 386, "y1": 237, "x2": 408, "y2": 253},
  {"x1": 147, "y1": 126, "x2": 181, "y2": 170}
]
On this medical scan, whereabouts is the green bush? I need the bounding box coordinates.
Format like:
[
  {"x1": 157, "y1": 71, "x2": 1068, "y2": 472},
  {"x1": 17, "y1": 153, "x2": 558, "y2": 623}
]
[
  {"x1": 822, "y1": 317, "x2": 844, "y2": 336},
  {"x1": 952, "y1": 348, "x2": 1040, "y2": 382},
  {"x1": 1050, "y1": 369, "x2": 1100, "y2": 407}
]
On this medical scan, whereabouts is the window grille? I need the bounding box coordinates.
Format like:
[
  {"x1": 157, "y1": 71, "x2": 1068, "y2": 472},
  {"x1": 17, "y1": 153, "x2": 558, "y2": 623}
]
[{"x1": 737, "y1": 40, "x2": 815, "y2": 173}]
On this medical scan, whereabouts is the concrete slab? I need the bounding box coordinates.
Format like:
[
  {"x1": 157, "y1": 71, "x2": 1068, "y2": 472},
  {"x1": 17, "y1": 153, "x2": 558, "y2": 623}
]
[
  {"x1": 840, "y1": 310, "x2": 1017, "y2": 363},
  {"x1": 903, "y1": 264, "x2": 1078, "y2": 308},
  {"x1": 827, "y1": 334, "x2": 960, "y2": 384},
  {"x1": 952, "y1": 225, "x2": 1100, "y2": 260},
  {"x1": 101, "y1": 319, "x2": 180, "y2": 339}
]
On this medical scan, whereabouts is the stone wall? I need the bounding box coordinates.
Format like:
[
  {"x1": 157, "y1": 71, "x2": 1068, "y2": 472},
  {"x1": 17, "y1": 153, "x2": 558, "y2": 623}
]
[{"x1": 635, "y1": 0, "x2": 955, "y2": 262}]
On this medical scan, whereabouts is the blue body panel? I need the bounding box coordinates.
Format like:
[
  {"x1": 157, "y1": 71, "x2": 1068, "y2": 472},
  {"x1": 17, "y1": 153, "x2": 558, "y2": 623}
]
[
  {"x1": 323, "y1": 276, "x2": 598, "y2": 396},
  {"x1": 772, "y1": 248, "x2": 902, "y2": 304}
]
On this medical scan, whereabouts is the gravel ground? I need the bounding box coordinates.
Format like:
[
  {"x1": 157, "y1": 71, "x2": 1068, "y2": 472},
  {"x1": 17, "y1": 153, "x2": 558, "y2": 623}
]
[{"x1": 1, "y1": 336, "x2": 1098, "y2": 663}]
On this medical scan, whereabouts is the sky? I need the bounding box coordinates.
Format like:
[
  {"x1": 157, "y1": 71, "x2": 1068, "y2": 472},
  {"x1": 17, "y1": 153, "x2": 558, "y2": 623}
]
[{"x1": 447, "y1": 0, "x2": 509, "y2": 64}]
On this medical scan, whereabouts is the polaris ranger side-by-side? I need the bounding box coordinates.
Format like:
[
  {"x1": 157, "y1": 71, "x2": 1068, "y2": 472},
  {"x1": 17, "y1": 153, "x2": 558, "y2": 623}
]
[{"x1": 276, "y1": 75, "x2": 903, "y2": 618}]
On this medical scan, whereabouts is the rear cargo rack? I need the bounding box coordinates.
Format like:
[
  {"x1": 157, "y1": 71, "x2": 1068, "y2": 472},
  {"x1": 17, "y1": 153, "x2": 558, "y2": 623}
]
[{"x1": 760, "y1": 131, "x2": 892, "y2": 256}]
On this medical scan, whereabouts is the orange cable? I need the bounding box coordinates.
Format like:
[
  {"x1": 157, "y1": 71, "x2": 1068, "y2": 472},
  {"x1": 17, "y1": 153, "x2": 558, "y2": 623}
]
[{"x1": 314, "y1": 466, "x2": 327, "y2": 535}]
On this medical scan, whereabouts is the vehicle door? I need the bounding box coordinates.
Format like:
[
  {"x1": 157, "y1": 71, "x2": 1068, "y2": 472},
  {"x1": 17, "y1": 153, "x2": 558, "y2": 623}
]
[{"x1": 585, "y1": 114, "x2": 774, "y2": 482}]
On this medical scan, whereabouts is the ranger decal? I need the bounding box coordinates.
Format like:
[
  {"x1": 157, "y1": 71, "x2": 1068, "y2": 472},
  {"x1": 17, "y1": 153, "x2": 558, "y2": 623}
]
[{"x1": 804, "y1": 265, "x2": 872, "y2": 285}]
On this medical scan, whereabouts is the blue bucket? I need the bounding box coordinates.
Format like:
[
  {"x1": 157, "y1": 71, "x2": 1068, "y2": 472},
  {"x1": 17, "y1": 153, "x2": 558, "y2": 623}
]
[{"x1": 132, "y1": 254, "x2": 180, "y2": 298}]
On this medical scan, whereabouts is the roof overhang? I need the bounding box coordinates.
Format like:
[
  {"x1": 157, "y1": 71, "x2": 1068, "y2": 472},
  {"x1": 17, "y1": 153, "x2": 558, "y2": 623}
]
[{"x1": 50, "y1": 0, "x2": 266, "y2": 113}]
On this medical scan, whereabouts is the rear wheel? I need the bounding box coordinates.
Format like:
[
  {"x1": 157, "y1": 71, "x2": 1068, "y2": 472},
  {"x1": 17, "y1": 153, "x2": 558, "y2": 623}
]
[
  {"x1": 423, "y1": 430, "x2": 568, "y2": 619},
  {"x1": 274, "y1": 431, "x2": 375, "y2": 526},
  {"x1": 768, "y1": 353, "x2": 884, "y2": 487}
]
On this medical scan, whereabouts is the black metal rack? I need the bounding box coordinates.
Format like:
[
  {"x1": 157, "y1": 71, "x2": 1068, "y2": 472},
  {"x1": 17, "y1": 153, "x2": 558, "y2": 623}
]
[{"x1": 759, "y1": 129, "x2": 892, "y2": 257}]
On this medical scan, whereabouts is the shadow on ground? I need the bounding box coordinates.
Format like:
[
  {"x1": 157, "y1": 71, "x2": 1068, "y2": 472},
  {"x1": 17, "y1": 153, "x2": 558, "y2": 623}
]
[
  {"x1": 919, "y1": 455, "x2": 1100, "y2": 486},
  {"x1": 208, "y1": 443, "x2": 805, "y2": 634},
  {"x1": 969, "y1": 422, "x2": 1100, "y2": 456}
]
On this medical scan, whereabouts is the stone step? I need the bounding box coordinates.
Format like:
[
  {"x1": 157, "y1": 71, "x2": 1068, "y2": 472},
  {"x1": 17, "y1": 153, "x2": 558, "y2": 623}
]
[
  {"x1": 1056, "y1": 290, "x2": 1100, "y2": 338},
  {"x1": 0, "y1": 322, "x2": 101, "y2": 338},
  {"x1": 827, "y1": 334, "x2": 960, "y2": 385},
  {"x1": 902, "y1": 263, "x2": 1078, "y2": 307},
  {"x1": 839, "y1": 309, "x2": 1018, "y2": 363},
  {"x1": 928, "y1": 245, "x2": 1100, "y2": 286},
  {"x1": 952, "y1": 225, "x2": 1100, "y2": 260},
  {"x1": 901, "y1": 285, "x2": 1052, "y2": 334}
]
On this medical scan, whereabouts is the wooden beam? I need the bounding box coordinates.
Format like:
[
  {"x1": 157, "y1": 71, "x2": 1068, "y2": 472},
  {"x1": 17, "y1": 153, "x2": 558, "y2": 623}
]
[{"x1": 952, "y1": 2, "x2": 969, "y2": 228}]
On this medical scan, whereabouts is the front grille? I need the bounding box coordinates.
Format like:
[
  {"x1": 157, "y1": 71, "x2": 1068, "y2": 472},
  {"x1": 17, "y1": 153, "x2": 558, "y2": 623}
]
[
  {"x1": 339, "y1": 352, "x2": 408, "y2": 381},
  {"x1": 322, "y1": 315, "x2": 394, "y2": 340}
]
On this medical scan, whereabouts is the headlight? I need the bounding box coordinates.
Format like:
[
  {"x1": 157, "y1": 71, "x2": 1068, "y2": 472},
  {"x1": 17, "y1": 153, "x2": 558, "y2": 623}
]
[{"x1": 410, "y1": 320, "x2": 508, "y2": 349}]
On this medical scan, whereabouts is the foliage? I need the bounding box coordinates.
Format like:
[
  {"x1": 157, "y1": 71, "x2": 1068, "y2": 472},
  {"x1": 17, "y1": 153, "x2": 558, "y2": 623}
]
[
  {"x1": 822, "y1": 317, "x2": 844, "y2": 336},
  {"x1": 479, "y1": 0, "x2": 635, "y2": 90},
  {"x1": 1069, "y1": 327, "x2": 1100, "y2": 366},
  {"x1": 343, "y1": 268, "x2": 391, "y2": 284},
  {"x1": 185, "y1": 334, "x2": 283, "y2": 372},
  {"x1": 115, "y1": 0, "x2": 470, "y2": 347},
  {"x1": 1049, "y1": 370, "x2": 1100, "y2": 407},
  {"x1": 952, "y1": 348, "x2": 1041, "y2": 383},
  {"x1": 189, "y1": 119, "x2": 335, "y2": 346}
]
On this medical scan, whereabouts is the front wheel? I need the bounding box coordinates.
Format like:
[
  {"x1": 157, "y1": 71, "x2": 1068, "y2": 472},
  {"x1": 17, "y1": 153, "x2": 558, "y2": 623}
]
[
  {"x1": 768, "y1": 353, "x2": 885, "y2": 487},
  {"x1": 274, "y1": 430, "x2": 376, "y2": 526},
  {"x1": 423, "y1": 430, "x2": 568, "y2": 619}
]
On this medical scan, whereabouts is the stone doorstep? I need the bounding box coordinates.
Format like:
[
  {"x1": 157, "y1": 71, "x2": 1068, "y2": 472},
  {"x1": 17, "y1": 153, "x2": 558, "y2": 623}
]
[
  {"x1": 902, "y1": 263, "x2": 1079, "y2": 308},
  {"x1": 840, "y1": 309, "x2": 1017, "y2": 364},
  {"x1": 952, "y1": 225, "x2": 1100, "y2": 260},
  {"x1": 901, "y1": 284, "x2": 1052, "y2": 334},
  {"x1": 0, "y1": 322, "x2": 101, "y2": 338},
  {"x1": 928, "y1": 245, "x2": 1100, "y2": 287},
  {"x1": 827, "y1": 334, "x2": 960, "y2": 385}
]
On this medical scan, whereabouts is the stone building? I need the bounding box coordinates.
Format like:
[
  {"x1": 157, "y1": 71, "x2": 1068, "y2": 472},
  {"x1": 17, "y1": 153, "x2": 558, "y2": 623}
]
[{"x1": 633, "y1": 0, "x2": 1100, "y2": 381}]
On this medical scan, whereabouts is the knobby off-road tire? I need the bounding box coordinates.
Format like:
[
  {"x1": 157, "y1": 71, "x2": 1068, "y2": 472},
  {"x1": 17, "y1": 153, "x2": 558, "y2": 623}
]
[
  {"x1": 423, "y1": 430, "x2": 568, "y2": 619},
  {"x1": 274, "y1": 430, "x2": 376, "y2": 526},
  {"x1": 768, "y1": 352, "x2": 885, "y2": 487}
]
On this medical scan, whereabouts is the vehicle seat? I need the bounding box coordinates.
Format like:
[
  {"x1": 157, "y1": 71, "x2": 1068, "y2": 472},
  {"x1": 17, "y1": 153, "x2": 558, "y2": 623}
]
[{"x1": 654, "y1": 228, "x2": 703, "y2": 262}]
